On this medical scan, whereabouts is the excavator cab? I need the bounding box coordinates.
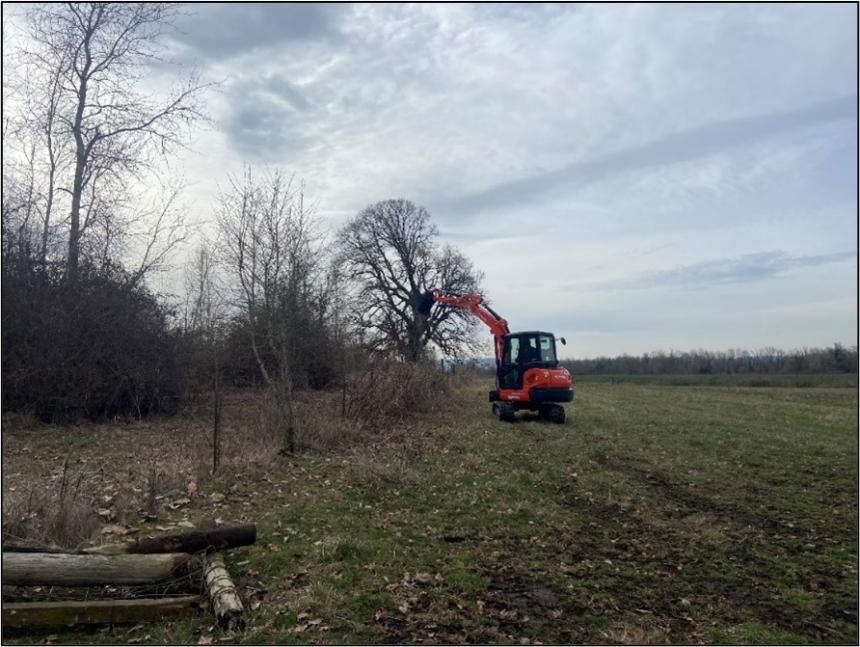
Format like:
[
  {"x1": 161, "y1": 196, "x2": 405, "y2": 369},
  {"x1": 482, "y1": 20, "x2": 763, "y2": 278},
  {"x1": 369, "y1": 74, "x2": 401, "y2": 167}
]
[
  {"x1": 500, "y1": 332, "x2": 559, "y2": 389},
  {"x1": 493, "y1": 331, "x2": 572, "y2": 422}
]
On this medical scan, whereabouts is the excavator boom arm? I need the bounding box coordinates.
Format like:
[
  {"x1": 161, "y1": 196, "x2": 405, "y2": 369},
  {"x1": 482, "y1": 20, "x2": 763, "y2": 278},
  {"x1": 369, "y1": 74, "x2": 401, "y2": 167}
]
[{"x1": 426, "y1": 289, "x2": 509, "y2": 363}]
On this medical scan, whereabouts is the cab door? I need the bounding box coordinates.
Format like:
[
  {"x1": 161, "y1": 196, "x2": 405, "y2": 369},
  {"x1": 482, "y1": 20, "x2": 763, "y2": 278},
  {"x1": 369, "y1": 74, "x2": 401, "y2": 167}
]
[
  {"x1": 499, "y1": 334, "x2": 545, "y2": 389},
  {"x1": 498, "y1": 336, "x2": 522, "y2": 389}
]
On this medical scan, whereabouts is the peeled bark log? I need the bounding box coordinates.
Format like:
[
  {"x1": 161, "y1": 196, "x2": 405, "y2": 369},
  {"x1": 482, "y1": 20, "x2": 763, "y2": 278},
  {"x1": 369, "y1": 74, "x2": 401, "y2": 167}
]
[
  {"x1": 85, "y1": 524, "x2": 256, "y2": 556},
  {"x1": 1, "y1": 596, "x2": 201, "y2": 628},
  {"x1": 2, "y1": 552, "x2": 190, "y2": 586},
  {"x1": 1, "y1": 541, "x2": 69, "y2": 554},
  {"x1": 203, "y1": 552, "x2": 244, "y2": 630}
]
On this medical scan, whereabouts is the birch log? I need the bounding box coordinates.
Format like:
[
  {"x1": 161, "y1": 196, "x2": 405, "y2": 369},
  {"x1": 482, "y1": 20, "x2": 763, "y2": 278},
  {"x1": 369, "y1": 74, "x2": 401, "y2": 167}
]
[
  {"x1": 2, "y1": 552, "x2": 190, "y2": 586},
  {"x1": 202, "y1": 552, "x2": 245, "y2": 630}
]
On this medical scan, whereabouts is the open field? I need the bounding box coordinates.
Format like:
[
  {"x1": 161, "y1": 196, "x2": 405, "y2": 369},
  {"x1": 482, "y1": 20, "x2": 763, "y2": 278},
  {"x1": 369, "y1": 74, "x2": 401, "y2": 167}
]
[
  {"x1": 574, "y1": 373, "x2": 859, "y2": 388},
  {"x1": 2, "y1": 377, "x2": 857, "y2": 644}
]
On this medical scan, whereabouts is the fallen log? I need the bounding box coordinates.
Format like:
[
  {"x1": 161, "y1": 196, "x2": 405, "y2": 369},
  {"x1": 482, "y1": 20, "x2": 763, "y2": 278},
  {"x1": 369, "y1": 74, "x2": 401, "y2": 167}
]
[
  {"x1": 1, "y1": 541, "x2": 70, "y2": 554},
  {"x1": 1, "y1": 596, "x2": 201, "y2": 628},
  {"x1": 2, "y1": 552, "x2": 190, "y2": 587},
  {"x1": 88, "y1": 523, "x2": 256, "y2": 556},
  {"x1": 3, "y1": 524, "x2": 257, "y2": 557},
  {"x1": 203, "y1": 552, "x2": 245, "y2": 630}
]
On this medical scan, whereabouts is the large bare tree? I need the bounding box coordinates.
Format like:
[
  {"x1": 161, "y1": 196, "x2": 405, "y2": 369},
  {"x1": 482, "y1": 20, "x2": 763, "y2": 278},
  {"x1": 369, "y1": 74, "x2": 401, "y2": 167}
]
[
  {"x1": 337, "y1": 199, "x2": 485, "y2": 361},
  {"x1": 21, "y1": 2, "x2": 208, "y2": 280}
]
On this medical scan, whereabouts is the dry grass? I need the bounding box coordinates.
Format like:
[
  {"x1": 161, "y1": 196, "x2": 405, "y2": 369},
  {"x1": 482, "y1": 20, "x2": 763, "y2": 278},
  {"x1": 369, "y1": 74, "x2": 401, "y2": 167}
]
[
  {"x1": 345, "y1": 447, "x2": 421, "y2": 488},
  {"x1": 1, "y1": 388, "x2": 281, "y2": 548},
  {"x1": 0, "y1": 365, "x2": 458, "y2": 549},
  {"x1": 2, "y1": 457, "x2": 101, "y2": 548},
  {"x1": 1, "y1": 382, "x2": 386, "y2": 548}
]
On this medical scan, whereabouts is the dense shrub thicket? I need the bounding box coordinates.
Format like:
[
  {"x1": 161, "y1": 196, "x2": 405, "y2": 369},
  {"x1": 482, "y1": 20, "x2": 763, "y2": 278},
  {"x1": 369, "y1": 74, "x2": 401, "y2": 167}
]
[
  {"x1": 1, "y1": 255, "x2": 182, "y2": 422},
  {"x1": 0, "y1": 252, "x2": 350, "y2": 423},
  {"x1": 0, "y1": 270, "x2": 349, "y2": 423},
  {"x1": 175, "y1": 318, "x2": 345, "y2": 400},
  {"x1": 344, "y1": 360, "x2": 451, "y2": 429},
  {"x1": 219, "y1": 316, "x2": 342, "y2": 391}
]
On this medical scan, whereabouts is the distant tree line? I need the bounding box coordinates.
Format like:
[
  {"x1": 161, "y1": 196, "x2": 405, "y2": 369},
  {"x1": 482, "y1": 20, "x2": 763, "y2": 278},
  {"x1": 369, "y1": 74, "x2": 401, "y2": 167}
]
[{"x1": 561, "y1": 345, "x2": 858, "y2": 375}]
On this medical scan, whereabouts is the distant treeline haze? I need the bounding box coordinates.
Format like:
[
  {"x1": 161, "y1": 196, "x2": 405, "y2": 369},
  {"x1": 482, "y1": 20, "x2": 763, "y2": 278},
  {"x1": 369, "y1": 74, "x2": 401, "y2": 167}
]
[{"x1": 561, "y1": 344, "x2": 858, "y2": 375}]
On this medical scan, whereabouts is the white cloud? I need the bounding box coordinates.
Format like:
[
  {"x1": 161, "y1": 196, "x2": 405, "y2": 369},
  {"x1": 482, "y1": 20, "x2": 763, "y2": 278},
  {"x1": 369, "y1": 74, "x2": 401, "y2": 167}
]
[{"x1": 174, "y1": 4, "x2": 859, "y2": 354}]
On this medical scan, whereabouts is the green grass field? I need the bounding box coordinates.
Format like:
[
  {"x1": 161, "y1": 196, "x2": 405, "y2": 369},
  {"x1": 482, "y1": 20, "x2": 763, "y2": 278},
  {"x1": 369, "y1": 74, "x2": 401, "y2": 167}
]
[
  {"x1": 4, "y1": 377, "x2": 858, "y2": 644},
  {"x1": 574, "y1": 373, "x2": 859, "y2": 388}
]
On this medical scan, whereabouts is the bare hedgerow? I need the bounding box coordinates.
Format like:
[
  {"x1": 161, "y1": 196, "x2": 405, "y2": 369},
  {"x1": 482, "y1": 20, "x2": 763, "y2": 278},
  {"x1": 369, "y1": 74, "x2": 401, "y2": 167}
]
[{"x1": 344, "y1": 360, "x2": 450, "y2": 431}]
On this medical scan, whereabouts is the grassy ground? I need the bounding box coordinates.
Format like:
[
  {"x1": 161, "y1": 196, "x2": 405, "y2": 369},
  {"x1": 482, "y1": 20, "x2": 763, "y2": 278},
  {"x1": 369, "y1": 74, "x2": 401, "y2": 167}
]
[
  {"x1": 3, "y1": 376, "x2": 857, "y2": 644},
  {"x1": 575, "y1": 373, "x2": 859, "y2": 388}
]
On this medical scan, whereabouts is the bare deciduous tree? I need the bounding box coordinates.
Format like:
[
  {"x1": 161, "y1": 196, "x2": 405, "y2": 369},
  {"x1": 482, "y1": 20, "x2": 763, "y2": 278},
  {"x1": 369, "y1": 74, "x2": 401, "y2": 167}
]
[
  {"x1": 337, "y1": 199, "x2": 484, "y2": 361},
  {"x1": 183, "y1": 244, "x2": 223, "y2": 337},
  {"x1": 2, "y1": 65, "x2": 67, "y2": 264},
  {"x1": 22, "y1": 2, "x2": 209, "y2": 280},
  {"x1": 17, "y1": 58, "x2": 68, "y2": 265},
  {"x1": 181, "y1": 243, "x2": 227, "y2": 472},
  {"x1": 216, "y1": 169, "x2": 319, "y2": 453}
]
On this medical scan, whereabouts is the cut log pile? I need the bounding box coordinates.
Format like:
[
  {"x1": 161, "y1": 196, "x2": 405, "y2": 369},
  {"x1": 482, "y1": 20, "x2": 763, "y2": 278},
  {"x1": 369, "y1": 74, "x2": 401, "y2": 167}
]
[{"x1": 2, "y1": 522, "x2": 256, "y2": 632}]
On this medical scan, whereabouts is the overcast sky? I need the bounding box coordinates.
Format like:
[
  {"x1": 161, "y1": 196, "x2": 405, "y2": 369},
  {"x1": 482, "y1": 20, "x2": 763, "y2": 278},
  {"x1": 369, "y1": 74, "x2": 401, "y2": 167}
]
[{"x1": 17, "y1": 3, "x2": 859, "y2": 357}]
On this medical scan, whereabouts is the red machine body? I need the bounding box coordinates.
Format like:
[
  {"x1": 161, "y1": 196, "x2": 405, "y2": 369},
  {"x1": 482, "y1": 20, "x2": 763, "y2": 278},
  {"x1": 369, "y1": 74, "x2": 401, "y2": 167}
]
[{"x1": 426, "y1": 289, "x2": 574, "y2": 422}]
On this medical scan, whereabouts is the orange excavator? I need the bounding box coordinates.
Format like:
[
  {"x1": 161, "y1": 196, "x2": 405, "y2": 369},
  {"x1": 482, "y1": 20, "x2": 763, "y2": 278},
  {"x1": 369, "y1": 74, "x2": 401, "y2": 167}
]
[{"x1": 419, "y1": 289, "x2": 573, "y2": 423}]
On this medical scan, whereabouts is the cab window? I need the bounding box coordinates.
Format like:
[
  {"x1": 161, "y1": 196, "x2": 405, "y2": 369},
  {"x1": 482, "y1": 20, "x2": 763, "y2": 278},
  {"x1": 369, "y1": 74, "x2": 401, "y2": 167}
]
[
  {"x1": 539, "y1": 335, "x2": 556, "y2": 362},
  {"x1": 518, "y1": 335, "x2": 540, "y2": 364},
  {"x1": 504, "y1": 337, "x2": 519, "y2": 364}
]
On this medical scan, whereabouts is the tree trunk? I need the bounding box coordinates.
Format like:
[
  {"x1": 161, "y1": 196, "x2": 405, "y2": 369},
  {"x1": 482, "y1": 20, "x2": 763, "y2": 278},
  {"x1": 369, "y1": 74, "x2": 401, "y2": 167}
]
[
  {"x1": 407, "y1": 308, "x2": 426, "y2": 362},
  {"x1": 202, "y1": 552, "x2": 245, "y2": 630},
  {"x1": 274, "y1": 366, "x2": 296, "y2": 454},
  {"x1": 40, "y1": 125, "x2": 58, "y2": 267},
  {"x1": 67, "y1": 143, "x2": 85, "y2": 280},
  {"x1": 40, "y1": 167, "x2": 54, "y2": 266},
  {"x1": 247, "y1": 318, "x2": 297, "y2": 453},
  {"x1": 67, "y1": 48, "x2": 91, "y2": 282},
  {"x1": 213, "y1": 347, "x2": 221, "y2": 473},
  {"x1": 2, "y1": 552, "x2": 190, "y2": 586},
  {"x1": 2, "y1": 596, "x2": 201, "y2": 628}
]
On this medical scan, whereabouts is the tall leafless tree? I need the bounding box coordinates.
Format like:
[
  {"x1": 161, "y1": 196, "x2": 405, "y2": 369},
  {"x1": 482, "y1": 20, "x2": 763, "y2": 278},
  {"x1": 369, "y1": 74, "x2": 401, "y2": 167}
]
[
  {"x1": 21, "y1": 2, "x2": 209, "y2": 280},
  {"x1": 181, "y1": 243, "x2": 226, "y2": 471},
  {"x1": 216, "y1": 169, "x2": 319, "y2": 453},
  {"x1": 337, "y1": 199, "x2": 485, "y2": 361}
]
